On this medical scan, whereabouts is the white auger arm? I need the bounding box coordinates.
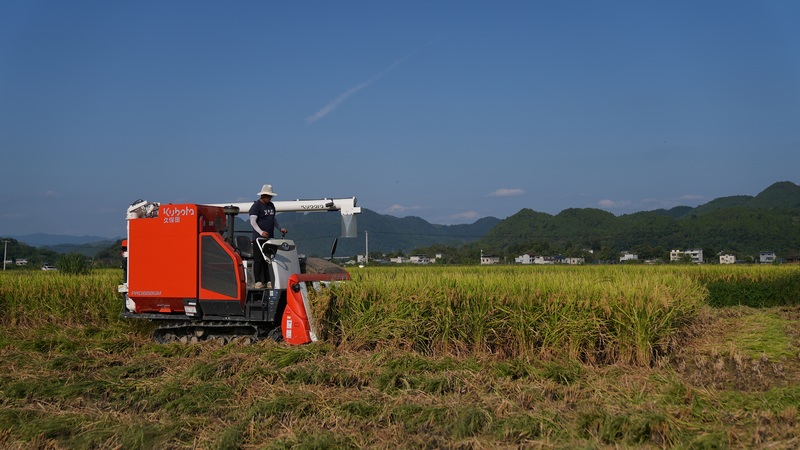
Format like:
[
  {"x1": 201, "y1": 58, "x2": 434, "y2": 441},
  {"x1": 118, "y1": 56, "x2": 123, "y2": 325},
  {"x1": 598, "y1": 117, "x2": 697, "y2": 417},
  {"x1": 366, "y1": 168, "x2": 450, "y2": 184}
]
[{"x1": 206, "y1": 197, "x2": 361, "y2": 238}]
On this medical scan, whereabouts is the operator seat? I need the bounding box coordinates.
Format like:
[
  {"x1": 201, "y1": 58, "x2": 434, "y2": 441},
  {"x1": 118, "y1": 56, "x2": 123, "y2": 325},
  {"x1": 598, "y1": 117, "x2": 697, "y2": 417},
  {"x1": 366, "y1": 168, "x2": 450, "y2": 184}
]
[{"x1": 235, "y1": 235, "x2": 253, "y2": 259}]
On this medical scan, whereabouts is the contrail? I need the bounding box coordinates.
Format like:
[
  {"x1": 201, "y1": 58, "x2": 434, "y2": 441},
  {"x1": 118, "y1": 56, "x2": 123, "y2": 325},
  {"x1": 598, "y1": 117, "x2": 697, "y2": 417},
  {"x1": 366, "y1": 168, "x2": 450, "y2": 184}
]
[
  {"x1": 305, "y1": 78, "x2": 378, "y2": 125},
  {"x1": 305, "y1": 40, "x2": 438, "y2": 125}
]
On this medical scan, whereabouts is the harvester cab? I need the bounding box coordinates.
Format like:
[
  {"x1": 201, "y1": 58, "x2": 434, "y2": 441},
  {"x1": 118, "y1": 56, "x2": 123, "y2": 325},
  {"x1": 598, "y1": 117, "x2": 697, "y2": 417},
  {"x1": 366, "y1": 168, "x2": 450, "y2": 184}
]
[{"x1": 118, "y1": 196, "x2": 360, "y2": 345}]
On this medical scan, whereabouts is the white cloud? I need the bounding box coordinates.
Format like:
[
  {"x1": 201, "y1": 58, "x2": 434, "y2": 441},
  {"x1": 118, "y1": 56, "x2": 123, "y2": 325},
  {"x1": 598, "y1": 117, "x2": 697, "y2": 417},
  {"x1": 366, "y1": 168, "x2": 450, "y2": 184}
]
[
  {"x1": 597, "y1": 199, "x2": 632, "y2": 209},
  {"x1": 488, "y1": 188, "x2": 524, "y2": 198},
  {"x1": 450, "y1": 210, "x2": 480, "y2": 220},
  {"x1": 595, "y1": 193, "x2": 707, "y2": 213},
  {"x1": 384, "y1": 204, "x2": 423, "y2": 215},
  {"x1": 637, "y1": 195, "x2": 706, "y2": 210}
]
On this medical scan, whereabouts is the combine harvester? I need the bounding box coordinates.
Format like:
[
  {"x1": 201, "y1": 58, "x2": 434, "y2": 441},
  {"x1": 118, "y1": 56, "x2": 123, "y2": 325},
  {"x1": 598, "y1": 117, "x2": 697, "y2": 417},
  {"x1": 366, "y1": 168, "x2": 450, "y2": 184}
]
[{"x1": 119, "y1": 196, "x2": 361, "y2": 344}]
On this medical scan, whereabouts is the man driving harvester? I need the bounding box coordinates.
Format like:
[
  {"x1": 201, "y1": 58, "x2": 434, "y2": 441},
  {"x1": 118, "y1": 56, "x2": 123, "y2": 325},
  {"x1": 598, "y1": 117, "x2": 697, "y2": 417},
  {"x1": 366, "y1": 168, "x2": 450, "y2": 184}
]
[{"x1": 249, "y1": 184, "x2": 288, "y2": 289}]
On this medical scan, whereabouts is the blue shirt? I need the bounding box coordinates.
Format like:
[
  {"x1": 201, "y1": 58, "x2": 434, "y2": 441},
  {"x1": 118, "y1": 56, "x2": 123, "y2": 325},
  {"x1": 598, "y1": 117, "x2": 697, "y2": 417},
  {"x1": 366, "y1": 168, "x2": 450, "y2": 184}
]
[{"x1": 249, "y1": 200, "x2": 278, "y2": 239}]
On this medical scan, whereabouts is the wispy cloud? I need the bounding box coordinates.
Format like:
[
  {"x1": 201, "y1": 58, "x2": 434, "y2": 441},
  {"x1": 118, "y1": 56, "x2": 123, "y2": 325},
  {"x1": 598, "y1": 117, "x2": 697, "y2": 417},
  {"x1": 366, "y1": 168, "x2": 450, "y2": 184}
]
[
  {"x1": 306, "y1": 40, "x2": 438, "y2": 125},
  {"x1": 598, "y1": 195, "x2": 706, "y2": 211},
  {"x1": 305, "y1": 57, "x2": 410, "y2": 125},
  {"x1": 384, "y1": 204, "x2": 423, "y2": 215},
  {"x1": 450, "y1": 210, "x2": 480, "y2": 220},
  {"x1": 488, "y1": 188, "x2": 524, "y2": 198},
  {"x1": 597, "y1": 199, "x2": 632, "y2": 209}
]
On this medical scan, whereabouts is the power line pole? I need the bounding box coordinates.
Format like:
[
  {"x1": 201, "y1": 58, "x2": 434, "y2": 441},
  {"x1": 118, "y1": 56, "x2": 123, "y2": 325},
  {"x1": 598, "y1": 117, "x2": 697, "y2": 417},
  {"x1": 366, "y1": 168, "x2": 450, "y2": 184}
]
[
  {"x1": 3, "y1": 240, "x2": 8, "y2": 271},
  {"x1": 365, "y1": 230, "x2": 369, "y2": 265}
]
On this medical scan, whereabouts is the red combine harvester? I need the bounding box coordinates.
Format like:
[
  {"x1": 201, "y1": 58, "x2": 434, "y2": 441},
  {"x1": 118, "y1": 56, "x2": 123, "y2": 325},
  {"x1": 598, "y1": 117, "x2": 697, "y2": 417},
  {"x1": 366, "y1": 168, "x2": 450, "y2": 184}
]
[{"x1": 119, "y1": 197, "x2": 361, "y2": 344}]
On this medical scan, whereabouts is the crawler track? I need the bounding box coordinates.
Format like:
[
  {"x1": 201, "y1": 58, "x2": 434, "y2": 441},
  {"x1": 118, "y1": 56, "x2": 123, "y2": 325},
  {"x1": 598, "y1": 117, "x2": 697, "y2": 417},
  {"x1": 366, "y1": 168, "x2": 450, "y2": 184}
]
[{"x1": 152, "y1": 320, "x2": 282, "y2": 344}]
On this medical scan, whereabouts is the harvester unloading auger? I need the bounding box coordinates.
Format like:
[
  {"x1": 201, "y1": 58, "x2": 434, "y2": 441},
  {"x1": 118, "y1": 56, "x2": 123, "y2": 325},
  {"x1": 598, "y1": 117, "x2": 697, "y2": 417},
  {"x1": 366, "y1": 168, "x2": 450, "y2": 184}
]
[{"x1": 118, "y1": 196, "x2": 361, "y2": 344}]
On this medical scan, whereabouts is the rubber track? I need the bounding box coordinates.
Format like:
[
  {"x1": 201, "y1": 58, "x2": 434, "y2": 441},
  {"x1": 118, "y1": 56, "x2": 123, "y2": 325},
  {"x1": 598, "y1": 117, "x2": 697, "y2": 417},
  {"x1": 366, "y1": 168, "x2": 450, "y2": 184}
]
[{"x1": 152, "y1": 320, "x2": 281, "y2": 344}]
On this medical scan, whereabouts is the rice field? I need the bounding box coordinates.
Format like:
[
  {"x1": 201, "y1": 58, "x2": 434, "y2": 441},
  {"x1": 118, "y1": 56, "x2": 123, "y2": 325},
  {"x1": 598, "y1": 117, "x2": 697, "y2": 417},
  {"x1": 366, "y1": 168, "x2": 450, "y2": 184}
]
[
  {"x1": 318, "y1": 266, "x2": 708, "y2": 366},
  {"x1": 1, "y1": 265, "x2": 799, "y2": 448}
]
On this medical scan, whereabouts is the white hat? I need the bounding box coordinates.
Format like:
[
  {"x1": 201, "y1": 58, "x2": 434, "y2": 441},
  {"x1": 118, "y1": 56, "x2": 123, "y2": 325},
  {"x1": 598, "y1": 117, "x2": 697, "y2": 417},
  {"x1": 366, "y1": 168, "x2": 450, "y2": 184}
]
[{"x1": 257, "y1": 184, "x2": 277, "y2": 196}]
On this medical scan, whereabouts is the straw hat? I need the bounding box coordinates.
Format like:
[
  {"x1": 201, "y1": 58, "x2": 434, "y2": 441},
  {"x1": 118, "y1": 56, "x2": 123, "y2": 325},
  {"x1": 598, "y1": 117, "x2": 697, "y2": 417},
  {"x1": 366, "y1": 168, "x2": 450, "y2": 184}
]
[{"x1": 257, "y1": 184, "x2": 277, "y2": 196}]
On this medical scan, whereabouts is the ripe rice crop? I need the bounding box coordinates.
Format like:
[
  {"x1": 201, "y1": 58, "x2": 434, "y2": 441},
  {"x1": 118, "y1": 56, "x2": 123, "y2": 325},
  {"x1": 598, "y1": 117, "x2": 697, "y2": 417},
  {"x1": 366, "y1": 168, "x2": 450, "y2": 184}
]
[
  {"x1": 3, "y1": 265, "x2": 797, "y2": 365},
  {"x1": 682, "y1": 264, "x2": 800, "y2": 307},
  {"x1": 316, "y1": 266, "x2": 708, "y2": 366},
  {"x1": 0, "y1": 269, "x2": 121, "y2": 327}
]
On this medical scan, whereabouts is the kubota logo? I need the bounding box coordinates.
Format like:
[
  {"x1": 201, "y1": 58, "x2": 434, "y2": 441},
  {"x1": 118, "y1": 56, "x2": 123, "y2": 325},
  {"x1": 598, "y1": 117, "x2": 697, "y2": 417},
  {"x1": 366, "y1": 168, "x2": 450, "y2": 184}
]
[{"x1": 161, "y1": 206, "x2": 196, "y2": 217}]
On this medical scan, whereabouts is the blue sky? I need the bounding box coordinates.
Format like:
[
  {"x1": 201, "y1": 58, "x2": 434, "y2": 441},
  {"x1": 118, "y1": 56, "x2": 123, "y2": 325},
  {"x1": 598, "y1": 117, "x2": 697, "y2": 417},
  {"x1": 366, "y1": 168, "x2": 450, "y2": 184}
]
[{"x1": 2, "y1": 1, "x2": 799, "y2": 238}]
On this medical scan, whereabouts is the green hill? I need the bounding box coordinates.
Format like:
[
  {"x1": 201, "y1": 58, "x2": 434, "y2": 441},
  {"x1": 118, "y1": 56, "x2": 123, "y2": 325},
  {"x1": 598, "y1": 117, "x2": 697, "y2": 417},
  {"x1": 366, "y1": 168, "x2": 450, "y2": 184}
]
[
  {"x1": 690, "y1": 195, "x2": 753, "y2": 216},
  {"x1": 652, "y1": 205, "x2": 694, "y2": 219},
  {"x1": 750, "y1": 181, "x2": 800, "y2": 208},
  {"x1": 689, "y1": 181, "x2": 800, "y2": 216},
  {"x1": 475, "y1": 181, "x2": 800, "y2": 261},
  {"x1": 0, "y1": 239, "x2": 61, "y2": 269}
]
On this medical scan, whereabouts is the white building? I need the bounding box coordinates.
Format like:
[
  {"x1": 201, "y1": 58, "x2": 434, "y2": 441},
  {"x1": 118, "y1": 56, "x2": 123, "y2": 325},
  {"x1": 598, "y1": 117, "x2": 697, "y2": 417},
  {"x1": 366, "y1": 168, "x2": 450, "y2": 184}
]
[
  {"x1": 671, "y1": 249, "x2": 703, "y2": 263},
  {"x1": 514, "y1": 254, "x2": 534, "y2": 264},
  {"x1": 533, "y1": 256, "x2": 556, "y2": 265},
  {"x1": 620, "y1": 251, "x2": 638, "y2": 262},
  {"x1": 686, "y1": 249, "x2": 704, "y2": 263},
  {"x1": 515, "y1": 254, "x2": 580, "y2": 265},
  {"x1": 545, "y1": 256, "x2": 566, "y2": 264},
  {"x1": 719, "y1": 254, "x2": 736, "y2": 264},
  {"x1": 759, "y1": 251, "x2": 776, "y2": 264},
  {"x1": 481, "y1": 255, "x2": 500, "y2": 265},
  {"x1": 409, "y1": 255, "x2": 431, "y2": 264}
]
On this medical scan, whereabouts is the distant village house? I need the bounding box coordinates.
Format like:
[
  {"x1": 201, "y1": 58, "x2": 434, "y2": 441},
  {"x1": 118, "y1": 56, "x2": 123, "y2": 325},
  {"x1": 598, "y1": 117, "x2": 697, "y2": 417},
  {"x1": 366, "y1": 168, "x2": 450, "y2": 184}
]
[
  {"x1": 481, "y1": 255, "x2": 500, "y2": 265},
  {"x1": 409, "y1": 255, "x2": 432, "y2": 264},
  {"x1": 670, "y1": 249, "x2": 704, "y2": 264},
  {"x1": 759, "y1": 251, "x2": 776, "y2": 264},
  {"x1": 514, "y1": 254, "x2": 583, "y2": 265}
]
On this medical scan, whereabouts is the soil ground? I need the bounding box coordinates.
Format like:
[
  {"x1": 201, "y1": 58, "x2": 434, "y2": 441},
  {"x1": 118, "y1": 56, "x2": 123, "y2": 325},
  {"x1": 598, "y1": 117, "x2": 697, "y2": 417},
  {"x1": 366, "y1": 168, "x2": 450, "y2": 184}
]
[{"x1": 671, "y1": 305, "x2": 800, "y2": 392}]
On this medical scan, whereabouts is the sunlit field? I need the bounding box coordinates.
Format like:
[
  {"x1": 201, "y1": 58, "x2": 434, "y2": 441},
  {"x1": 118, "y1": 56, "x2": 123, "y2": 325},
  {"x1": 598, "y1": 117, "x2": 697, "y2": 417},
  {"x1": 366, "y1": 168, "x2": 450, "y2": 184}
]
[
  {"x1": 320, "y1": 266, "x2": 708, "y2": 366},
  {"x1": 1, "y1": 265, "x2": 799, "y2": 448}
]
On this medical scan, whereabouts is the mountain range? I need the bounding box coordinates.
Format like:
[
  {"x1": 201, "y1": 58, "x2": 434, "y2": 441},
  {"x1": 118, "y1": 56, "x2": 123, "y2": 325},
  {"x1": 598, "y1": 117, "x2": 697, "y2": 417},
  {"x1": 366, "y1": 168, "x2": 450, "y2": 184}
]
[
  {"x1": 476, "y1": 181, "x2": 800, "y2": 260},
  {"x1": 248, "y1": 208, "x2": 502, "y2": 258},
  {"x1": 6, "y1": 181, "x2": 800, "y2": 261},
  {"x1": 7, "y1": 233, "x2": 115, "y2": 247}
]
